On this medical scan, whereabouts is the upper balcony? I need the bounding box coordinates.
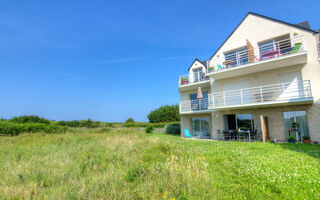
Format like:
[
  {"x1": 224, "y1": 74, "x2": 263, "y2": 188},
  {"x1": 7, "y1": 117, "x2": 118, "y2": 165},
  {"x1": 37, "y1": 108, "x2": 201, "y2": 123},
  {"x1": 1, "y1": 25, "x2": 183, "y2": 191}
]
[
  {"x1": 179, "y1": 73, "x2": 210, "y2": 91},
  {"x1": 206, "y1": 36, "x2": 307, "y2": 80},
  {"x1": 208, "y1": 80, "x2": 313, "y2": 110}
]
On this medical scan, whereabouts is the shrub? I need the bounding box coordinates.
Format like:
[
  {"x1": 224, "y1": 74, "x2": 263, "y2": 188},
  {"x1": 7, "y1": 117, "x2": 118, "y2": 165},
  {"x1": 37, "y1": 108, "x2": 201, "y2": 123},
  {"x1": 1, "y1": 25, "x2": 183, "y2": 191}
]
[
  {"x1": 0, "y1": 121, "x2": 67, "y2": 136},
  {"x1": 147, "y1": 104, "x2": 179, "y2": 123},
  {"x1": 125, "y1": 118, "x2": 135, "y2": 123},
  {"x1": 55, "y1": 119, "x2": 101, "y2": 128},
  {"x1": 145, "y1": 125, "x2": 154, "y2": 133},
  {"x1": 105, "y1": 123, "x2": 113, "y2": 127},
  {"x1": 303, "y1": 135, "x2": 310, "y2": 140},
  {"x1": 122, "y1": 122, "x2": 177, "y2": 128},
  {"x1": 165, "y1": 123, "x2": 180, "y2": 134},
  {"x1": 10, "y1": 115, "x2": 50, "y2": 124}
]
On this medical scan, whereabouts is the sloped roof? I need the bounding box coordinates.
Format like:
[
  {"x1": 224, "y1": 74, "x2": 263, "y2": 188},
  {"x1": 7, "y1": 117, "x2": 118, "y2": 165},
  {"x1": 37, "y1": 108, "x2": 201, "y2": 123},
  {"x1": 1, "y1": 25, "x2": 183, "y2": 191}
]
[
  {"x1": 209, "y1": 12, "x2": 319, "y2": 59},
  {"x1": 187, "y1": 58, "x2": 207, "y2": 71}
]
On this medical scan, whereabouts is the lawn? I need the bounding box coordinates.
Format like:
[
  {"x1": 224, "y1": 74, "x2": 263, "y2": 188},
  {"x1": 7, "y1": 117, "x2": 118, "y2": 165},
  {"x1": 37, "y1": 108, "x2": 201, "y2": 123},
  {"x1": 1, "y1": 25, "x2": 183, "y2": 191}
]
[{"x1": 0, "y1": 128, "x2": 320, "y2": 199}]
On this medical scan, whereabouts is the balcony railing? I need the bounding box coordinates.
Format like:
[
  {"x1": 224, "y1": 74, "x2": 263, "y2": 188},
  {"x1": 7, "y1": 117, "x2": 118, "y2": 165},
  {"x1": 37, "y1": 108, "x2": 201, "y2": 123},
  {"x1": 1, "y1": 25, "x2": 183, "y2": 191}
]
[
  {"x1": 179, "y1": 73, "x2": 209, "y2": 86},
  {"x1": 208, "y1": 80, "x2": 312, "y2": 109},
  {"x1": 207, "y1": 36, "x2": 305, "y2": 73},
  {"x1": 180, "y1": 98, "x2": 209, "y2": 113}
]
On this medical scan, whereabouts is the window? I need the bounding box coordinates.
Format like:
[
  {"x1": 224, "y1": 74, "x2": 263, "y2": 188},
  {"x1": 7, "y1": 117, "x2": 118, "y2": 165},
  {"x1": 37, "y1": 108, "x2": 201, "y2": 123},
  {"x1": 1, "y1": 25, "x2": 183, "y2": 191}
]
[
  {"x1": 224, "y1": 47, "x2": 248, "y2": 67},
  {"x1": 193, "y1": 68, "x2": 203, "y2": 82},
  {"x1": 224, "y1": 114, "x2": 254, "y2": 132},
  {"x1": 191, "y1": 117, "x2": 210, "y2": 138},
  {"x1": 237, "y1": 114, "x2": 254, "y2": 132},
  {"x1": 283, "y1": 110, "x2": 309, "y2": 141},
  {"x1": 190, "y1": 92, "x2": 208, "y2": 111},
  {"x1": 258, "y1": 35, "x2": 291, "y2": 58}
]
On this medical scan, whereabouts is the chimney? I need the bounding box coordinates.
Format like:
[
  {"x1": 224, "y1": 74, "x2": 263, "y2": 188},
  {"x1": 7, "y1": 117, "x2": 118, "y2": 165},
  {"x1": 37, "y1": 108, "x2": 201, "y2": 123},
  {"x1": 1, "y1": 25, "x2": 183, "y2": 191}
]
[{"x1": 295, "y1": 21, "x2": 311, "y2": 29}]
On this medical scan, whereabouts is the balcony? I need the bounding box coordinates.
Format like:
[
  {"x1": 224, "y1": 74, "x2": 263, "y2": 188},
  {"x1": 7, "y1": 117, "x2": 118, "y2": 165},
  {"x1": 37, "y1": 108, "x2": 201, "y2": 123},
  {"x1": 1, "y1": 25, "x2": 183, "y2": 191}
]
[
  {"x1": 180, "y1": 98, "x2": 211, "y2": 114},
  {"x1": 206, "y1": 36, "x2": 307, "y2": 80},
  {"x1": 208, "y1": 80, "x2": 313, "y2": 110},
  {"x1": 179, "y1": 73, "x2": 210, "y2": 91}
]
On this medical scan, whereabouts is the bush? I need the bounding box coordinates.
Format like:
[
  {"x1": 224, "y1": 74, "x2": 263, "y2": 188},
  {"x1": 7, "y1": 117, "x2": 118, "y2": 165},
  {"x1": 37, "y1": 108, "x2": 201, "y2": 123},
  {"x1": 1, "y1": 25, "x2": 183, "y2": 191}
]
[
  {"x1": 55, "y1": 119, "x2": 101, "y2": 128},
  {"x1": 125, "y1": 118, "x2": 135, "y2": 123},
  {"x1": 0, "y1": 121, "x2": 67, "y2": 136},
  {"x1": 10, "y1": 115, "x2": 50, "y2": 124},
  {"x1": 145, "y1": 125, "x2": 154, "y2": 133},
  {"x1": 165, "y1": 124, "x2": 180, "y2": 134},
  {"x1": 147, "y1": 104, "x2": 180, "y2": 123},
  {"x1": 105, "y1": 123, "x2": 113, "y2": 127}
]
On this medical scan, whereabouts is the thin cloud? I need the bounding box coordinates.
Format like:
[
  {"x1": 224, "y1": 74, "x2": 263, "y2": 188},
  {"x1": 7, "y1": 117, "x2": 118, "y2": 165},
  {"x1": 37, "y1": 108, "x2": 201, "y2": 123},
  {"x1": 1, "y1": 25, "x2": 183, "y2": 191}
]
[
  {"x1": 159, "y1": 56, "x2": 194, "y2": 61},
  {"x1": 84, "y1": 57, "x2": 150, "y2": 65},
  {"x1": 42, "y1": 70, "x2": 96, "y2": 82},
  {"x1": 0, "y1": 12, "x2": 78, "y2": 50}
]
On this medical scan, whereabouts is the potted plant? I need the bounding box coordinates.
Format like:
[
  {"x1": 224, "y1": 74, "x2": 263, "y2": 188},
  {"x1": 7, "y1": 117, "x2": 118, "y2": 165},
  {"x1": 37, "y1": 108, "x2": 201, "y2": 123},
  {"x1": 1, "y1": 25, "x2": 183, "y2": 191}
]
[
  {"x1": 302, "y1": 135, "x2": 311, "y2": 144},
  {"x1": 208, "y1": 66, "x2": 214, "y2": 72},
  {"x1": 287, "y1": 136, "x2": 296, "y2": 144},
  {"x1": 181, "y1": 77, "x2": 188, "y2": 85}
]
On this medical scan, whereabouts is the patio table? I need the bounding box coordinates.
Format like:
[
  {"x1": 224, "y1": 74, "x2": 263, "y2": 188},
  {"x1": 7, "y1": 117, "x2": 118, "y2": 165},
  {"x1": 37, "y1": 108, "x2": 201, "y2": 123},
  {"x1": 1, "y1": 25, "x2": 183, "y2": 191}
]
[{"x1": 261, "y1": 49, "x2": 280, "y2": 60}]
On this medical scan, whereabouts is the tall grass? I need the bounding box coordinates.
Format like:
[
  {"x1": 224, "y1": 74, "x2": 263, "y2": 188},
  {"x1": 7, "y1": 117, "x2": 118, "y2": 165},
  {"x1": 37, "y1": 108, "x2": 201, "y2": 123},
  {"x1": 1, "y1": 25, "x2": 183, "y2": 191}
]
[{"x1": 0, "y1": 129, "x2": 319, "y2": 199}]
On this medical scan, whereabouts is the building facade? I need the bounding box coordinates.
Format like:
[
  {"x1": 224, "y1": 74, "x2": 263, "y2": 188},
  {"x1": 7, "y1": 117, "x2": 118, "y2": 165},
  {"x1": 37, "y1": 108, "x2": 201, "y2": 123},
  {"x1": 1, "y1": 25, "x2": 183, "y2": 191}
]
[{"x1": 179, "y1": 13, "x2": 320, "y2": 142}]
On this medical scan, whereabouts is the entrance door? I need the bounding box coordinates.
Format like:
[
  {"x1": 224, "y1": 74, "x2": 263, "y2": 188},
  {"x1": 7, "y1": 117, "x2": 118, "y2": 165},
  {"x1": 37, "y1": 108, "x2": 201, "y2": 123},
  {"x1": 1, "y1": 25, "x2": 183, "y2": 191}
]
[{"x1": 191, "y1": 117, "x2": 210, "y2": 138}]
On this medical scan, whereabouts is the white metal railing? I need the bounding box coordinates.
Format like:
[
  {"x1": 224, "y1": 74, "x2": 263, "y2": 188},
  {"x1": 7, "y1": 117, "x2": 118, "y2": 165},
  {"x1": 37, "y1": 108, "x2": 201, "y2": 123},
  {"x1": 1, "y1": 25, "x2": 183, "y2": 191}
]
[
  {"x1": 206, "y1": 36, "x2": 305, "y2": 73},
  {"x1": 179, "y1": 72, "x2": 209, "y2": 86},
  {"x1": 208, "y1": 80, "x2": 312, "y2": 108},
  {"x1": 180, "y1": 98, "x2": 209, "y2": 113}
]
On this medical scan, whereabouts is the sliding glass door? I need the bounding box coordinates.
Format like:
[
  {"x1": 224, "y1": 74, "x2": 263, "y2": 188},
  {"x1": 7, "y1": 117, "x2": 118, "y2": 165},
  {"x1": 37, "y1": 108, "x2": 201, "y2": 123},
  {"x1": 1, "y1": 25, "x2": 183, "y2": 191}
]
[
  {"x1": 191, "y1": 117, "x2": 210, "y2": 138},
  {"x1": 283, "y1": 110, "x2": 309, "y2": 141}
]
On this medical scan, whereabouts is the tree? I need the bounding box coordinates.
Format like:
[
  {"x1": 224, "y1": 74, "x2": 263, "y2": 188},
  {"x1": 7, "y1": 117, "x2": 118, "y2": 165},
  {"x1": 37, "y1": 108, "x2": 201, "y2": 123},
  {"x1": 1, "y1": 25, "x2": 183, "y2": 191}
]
[
  {"x1": 147, "y1": 104, "x2": 180, "y2": 123},
  {"x1": 125, "y1": 118, "x2": 135, "y2": 123}
]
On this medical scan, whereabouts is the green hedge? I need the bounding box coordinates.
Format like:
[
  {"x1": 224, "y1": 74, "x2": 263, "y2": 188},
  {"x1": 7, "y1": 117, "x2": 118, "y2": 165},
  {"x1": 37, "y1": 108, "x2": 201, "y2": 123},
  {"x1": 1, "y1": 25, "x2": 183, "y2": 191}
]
[
  {"x1": 0, "y1": 121, "x2": 67, "y2": 136},
  {"x1": 123, "y1": 122, "x2": 179, "y2": 128},
  {"x1": 165, "y1": 124, "x2": 180, "y2": 134},
  {"x1": 55, "y1": 119, "x2": 101, "y2": 128},
  {"x1": 10, "y1": 115, "x2": 50, "y2": 124}
]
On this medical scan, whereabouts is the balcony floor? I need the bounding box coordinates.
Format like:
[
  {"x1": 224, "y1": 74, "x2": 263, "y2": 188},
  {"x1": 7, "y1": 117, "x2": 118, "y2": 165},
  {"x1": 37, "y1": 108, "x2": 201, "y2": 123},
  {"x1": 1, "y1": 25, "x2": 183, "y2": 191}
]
[{"x1": 209, "y1": 97, "x2": 313, "y2": 110}]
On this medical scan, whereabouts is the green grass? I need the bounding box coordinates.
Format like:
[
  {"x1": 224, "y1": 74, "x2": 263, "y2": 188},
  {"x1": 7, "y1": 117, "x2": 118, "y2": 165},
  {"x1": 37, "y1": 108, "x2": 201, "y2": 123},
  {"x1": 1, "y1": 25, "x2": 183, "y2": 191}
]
[{"x1": 0, "y1": 129, "x2": 320, "y2": 199}]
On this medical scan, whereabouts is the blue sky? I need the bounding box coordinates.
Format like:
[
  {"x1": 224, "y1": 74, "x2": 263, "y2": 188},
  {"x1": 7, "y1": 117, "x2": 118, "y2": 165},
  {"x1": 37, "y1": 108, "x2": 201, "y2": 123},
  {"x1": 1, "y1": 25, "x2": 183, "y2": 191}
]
[{"x1": 0, "y1": 0, "x2": 319, "y2": 122}]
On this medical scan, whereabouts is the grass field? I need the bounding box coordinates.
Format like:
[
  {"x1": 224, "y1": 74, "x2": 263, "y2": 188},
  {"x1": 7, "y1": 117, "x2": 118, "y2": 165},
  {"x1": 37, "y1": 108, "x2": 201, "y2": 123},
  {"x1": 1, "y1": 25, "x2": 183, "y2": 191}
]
[{"x1": 0, "y1": 128, "x2": 320, "y2": 199}]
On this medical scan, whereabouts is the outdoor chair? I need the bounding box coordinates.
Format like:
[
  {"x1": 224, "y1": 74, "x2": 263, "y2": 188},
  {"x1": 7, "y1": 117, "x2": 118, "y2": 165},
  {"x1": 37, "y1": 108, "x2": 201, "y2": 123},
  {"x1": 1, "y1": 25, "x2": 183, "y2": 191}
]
[
  {"x1": 184, "y1": 129, "x2": 192, "y2": 138},
  {"x1": 249, "y1": 129, "x2": 257, "y2": 141},
  {"x1": 223, "y1": 130, "x2": 231, "y2": 140},
  {"x1": 289, "y1": 43, "x2": 302, "y2": 54}
]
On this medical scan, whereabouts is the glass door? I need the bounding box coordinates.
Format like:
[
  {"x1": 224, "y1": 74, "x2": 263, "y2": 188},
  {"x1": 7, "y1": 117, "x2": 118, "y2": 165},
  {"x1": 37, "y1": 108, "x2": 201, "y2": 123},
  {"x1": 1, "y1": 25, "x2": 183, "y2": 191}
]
[
  {"x1": 191, "y1": 117, "x2": 210, "y2": 138},
  {"x1": 283, "y1": 110, "x2": 309, "y2": 141},
  {"x1": 193, "y1": 68, "x2": 203, "y2": 82}
]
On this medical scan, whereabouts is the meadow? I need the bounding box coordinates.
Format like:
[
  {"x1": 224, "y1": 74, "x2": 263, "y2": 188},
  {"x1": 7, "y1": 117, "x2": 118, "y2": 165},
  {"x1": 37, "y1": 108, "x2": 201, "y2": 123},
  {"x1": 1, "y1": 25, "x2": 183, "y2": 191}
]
[{"x1": 0, "y1": 128, "x2": 320, "y2": 199}]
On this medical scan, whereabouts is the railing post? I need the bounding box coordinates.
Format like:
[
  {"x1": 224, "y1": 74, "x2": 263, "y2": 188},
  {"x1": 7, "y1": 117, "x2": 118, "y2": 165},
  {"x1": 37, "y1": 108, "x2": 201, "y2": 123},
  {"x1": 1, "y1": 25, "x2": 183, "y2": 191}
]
[
  {"x1": 260, "y1": 87, "x2": 263, "y2": 102},
  {"x1": 308, "y1": 80, "x2": 312, "y2": 97},
  {"x1": 240, "y1": 89, "x2": 243, "y2": 104},
  {"x1": 223, "y1": 92, "x2": 226, "y2": 106}
]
